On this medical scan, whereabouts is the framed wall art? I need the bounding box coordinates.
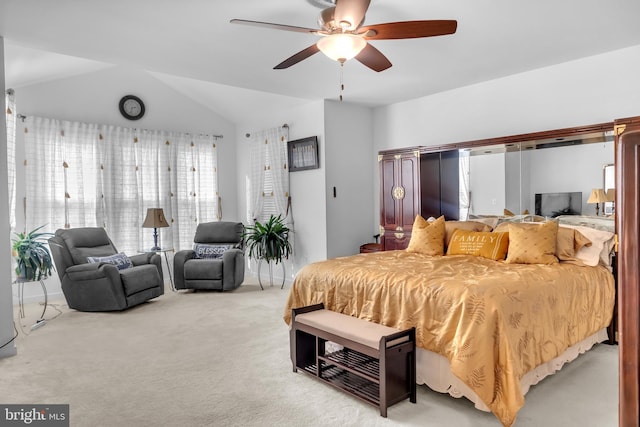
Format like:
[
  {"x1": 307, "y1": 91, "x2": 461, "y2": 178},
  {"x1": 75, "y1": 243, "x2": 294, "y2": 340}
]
[{"x1": 288, "y1": 136, "x2": 319, "y2": 172}]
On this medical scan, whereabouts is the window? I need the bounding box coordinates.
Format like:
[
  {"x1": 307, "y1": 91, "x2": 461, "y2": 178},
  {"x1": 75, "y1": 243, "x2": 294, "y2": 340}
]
[{"x1": 21, "y1": 116, "x2": 219, "y2": 252}]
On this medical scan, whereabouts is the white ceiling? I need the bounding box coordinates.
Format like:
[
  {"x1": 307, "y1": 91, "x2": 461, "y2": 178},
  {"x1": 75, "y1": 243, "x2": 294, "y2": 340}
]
[{"x1": 2, "y1": 0, "x2": 640, "y2": 120}]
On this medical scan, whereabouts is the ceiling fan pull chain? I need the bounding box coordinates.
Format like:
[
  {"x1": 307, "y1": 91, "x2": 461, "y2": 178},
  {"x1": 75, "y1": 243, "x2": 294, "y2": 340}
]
[{"x1": 339, "y1": 62, "x2": 343, "y2": 101}]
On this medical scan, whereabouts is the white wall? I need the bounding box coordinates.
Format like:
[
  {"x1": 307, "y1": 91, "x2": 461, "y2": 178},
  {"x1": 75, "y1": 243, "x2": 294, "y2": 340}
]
[
  {"x1": 10, "y1": 65, "x2": 238, "y2": 300},
  {"x1": 469, "y1": 153, "x2": 505, "y2": 216},
  {"x1": 372, "y1": 44, "x2": 640, "y2": 230},
  {"x1": 1, "y1": 38, "x2": 18, "y2": 358},
  {"x1": 324, "y1": 100, "x2": 375, "y2": 258},
  {"x1": 526, "y1": 141, "x2": 615, "y2": 215}
]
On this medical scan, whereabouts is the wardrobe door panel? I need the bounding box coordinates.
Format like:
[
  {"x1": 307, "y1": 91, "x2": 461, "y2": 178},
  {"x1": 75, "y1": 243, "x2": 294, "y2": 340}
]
[
  {"x1": 380, "y1": 156, "x2": 398, "y2": 229},
  {"x1": 399, "y1": 155, "x2": 420, "y2": 230},
  {"x1": 440, "y1": 150, "x2": 460, "y2": 220},
  {"x1": 420, "y1": 152, "x2": 441, "y2": 219}
]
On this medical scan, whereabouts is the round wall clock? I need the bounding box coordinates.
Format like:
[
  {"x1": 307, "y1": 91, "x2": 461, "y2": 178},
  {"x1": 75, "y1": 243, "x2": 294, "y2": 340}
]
[{"x1": 119, "y1": 95, "x2": 145, "y2": 120}]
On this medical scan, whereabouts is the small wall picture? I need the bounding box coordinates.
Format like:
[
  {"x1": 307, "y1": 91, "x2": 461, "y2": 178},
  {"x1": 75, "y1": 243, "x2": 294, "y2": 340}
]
[{"x1": 288, "y1": 136, "x2": 319, "y2": 172}]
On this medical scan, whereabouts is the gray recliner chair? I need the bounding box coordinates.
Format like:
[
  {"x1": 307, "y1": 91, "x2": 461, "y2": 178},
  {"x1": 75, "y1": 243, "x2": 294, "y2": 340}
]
[
  {"x1": 49, "y1": 227, "x2": 164, "y2": 311},
  {"x1": 173, "y1": 221, "x2": 245, "y2": 291}
]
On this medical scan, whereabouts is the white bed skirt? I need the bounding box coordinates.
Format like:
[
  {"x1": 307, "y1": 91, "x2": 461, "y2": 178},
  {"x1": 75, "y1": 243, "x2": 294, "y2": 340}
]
[{"x1": 416, "y1": 328, "x2": 609, "y2": 411}]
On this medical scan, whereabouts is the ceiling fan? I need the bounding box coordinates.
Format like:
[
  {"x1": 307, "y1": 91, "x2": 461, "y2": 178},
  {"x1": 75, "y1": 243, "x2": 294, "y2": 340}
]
[{"x1": 230, "y1": 0, "x2": 457, "y2": 72}]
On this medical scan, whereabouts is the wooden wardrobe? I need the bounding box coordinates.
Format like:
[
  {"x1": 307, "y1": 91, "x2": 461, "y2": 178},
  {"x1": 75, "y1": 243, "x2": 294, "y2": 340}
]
[{"x1": 378, "y1": 147, "x2": 459, "y2": 250}]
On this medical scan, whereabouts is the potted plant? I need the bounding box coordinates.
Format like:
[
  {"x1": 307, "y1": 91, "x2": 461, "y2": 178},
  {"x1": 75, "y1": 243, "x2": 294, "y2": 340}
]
[
  {"x1": 244, "y1": 215, "x2": 292, "y2": 288},
  {"x1": 11, "y1": 225, "x2": 54, "y2": 282}
]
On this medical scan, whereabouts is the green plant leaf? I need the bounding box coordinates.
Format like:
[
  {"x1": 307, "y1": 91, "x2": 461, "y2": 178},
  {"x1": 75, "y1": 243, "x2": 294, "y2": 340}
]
[
  {"x1": 243, "y1": 214, "x2": 291, "y2": 263},
  {"x1": 12, "y1": 225, "x2": 54, "y2": 281}
]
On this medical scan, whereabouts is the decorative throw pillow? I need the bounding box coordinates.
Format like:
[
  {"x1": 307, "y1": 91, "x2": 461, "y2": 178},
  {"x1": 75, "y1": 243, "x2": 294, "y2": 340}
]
[
  {"x1": 496, "y1": 222, "x2": 591, "y2": 263},
  {"x1": 444, "y1": 221, "x2": 493, "y2": 249},
  {"x1": 506, "y1": 221, "x2": 559, "y2": 265},
  {"x1": 561, "y1": 225, "x2": 615, "y2": 267},
  {"x1": 87, "y1": 252, "x2": 133, "y2": 270},
  {"x1": 446, "y1": 230, "x2": 509, "y2": 261},
  {"x1": 193, "y1": 243, "x2": 233, "y2": 259},
  {"x1": 555, "y1": 226, "x2": 592, "y2": 265},
  {"x1": 406, "y1": 215, "x2": 445, "y2": 256}
]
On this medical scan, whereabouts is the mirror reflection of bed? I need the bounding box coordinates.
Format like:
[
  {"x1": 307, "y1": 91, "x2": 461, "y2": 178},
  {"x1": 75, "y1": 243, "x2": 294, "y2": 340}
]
[{"x1": 462, "y1": 129, "x2": 614, "y2": 220}]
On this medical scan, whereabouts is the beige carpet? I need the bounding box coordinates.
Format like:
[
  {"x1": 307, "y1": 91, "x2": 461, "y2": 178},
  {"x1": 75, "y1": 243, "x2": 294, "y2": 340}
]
[{"x1": 2, "y1": 278, "x2": 618, "y2": 427}]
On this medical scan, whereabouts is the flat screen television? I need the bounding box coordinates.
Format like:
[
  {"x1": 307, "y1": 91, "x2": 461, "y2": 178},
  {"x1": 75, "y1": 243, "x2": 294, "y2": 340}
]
[{"x1": 534, "y1": 192, "x2": 582, "y2": 217}]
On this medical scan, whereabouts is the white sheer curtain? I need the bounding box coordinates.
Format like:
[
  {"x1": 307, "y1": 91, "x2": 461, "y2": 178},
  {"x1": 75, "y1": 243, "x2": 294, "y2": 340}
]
[
  {"x1": 247, "y1": 126, "x2": 289, "y2": 224},
  {"x1": 23, "y1": 117, "x2": 101, "y2": 233},
  {"x1": 5, "y1": 90, "x2": 16, "y2": 231},
  {"x1": 266, "y1": 128, "x2": 290, "y2": 218},
  {"x1": 246, "y1": 125, "x2": 294, "y2": 278},
  {"x1": 247, "y1": 132, "x2": 266, "y2": 223},
  {"x1": 459, "y1": 150, "x2": 470, "y2": 220},
  {"x1": 172, "y1": 133, "x2": 220, "y2": 251},
  {"x1": 22, "y1": 116, "x2": 219, "y2": 253}
]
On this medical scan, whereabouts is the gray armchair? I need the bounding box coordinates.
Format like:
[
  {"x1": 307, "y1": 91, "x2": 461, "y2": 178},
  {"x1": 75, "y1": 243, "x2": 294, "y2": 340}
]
[
  {"x1": 174, "y1": 221, "x2": 245, "y2": 291},
  {"x1": 49, "y1": 227, "x2": 164, "y2": 311}
]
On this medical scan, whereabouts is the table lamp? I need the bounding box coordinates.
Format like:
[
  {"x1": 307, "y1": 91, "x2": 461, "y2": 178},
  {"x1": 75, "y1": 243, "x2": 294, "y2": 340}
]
[
  {"x1": 587, "y1": 188, "x2": 607, "y2": 216},
  {"x1": 142, "y1": 208, "x2": 169, "y2": 250},
  {"x1": 605, "y1": 188, "x2": 615, "y2": 215}
]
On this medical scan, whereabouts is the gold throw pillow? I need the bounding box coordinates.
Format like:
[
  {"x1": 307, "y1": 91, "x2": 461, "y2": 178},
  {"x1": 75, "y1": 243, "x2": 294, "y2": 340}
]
[
  {"x1": 446, "y1": 230, "x2": 509, "y2": 261},
  {"x1": 444, "y1": 221, "x2": 493, "y2": 249},
  {"x1": 406, "y1": 215, "x2": 445, "y2": 256},
  {"x1": 506, "y1": 221, "x2": 559, "y2": 265},
  {"x1": 556, "y1": 226, "x2": 592, "y2": 264}
]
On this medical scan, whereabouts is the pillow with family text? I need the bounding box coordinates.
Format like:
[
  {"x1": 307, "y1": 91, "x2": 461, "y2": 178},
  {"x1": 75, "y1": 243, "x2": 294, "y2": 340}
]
[{"x1": 446, "y1": 230, "x2": 509, "y2": 261}]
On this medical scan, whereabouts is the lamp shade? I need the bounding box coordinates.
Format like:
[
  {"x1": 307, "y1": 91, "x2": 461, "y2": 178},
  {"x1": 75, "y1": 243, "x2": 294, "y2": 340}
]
[
  {"x1": 142, "y1": 208, "x2": 169, "y2": 228},
  {"x1": 587, "y1": 189, "x2": 607, "y2": 204},
  {"x1": 605, "y1": 188, "x2": 615, "y2": 202},
  {"x1": 317, "y1": 34, "x2": 367, "y2": 62}
]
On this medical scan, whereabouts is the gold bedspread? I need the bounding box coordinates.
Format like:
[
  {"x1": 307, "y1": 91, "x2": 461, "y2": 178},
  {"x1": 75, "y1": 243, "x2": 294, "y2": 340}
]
[{"x1": 283, "y1": 251, "x2": 615, "y2": 427}]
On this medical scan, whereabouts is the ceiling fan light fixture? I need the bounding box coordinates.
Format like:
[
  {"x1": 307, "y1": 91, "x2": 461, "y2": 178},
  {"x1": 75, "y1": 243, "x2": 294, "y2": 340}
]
[{"x1": 317, "y1": 33, "x2": 367, "y2": 62}]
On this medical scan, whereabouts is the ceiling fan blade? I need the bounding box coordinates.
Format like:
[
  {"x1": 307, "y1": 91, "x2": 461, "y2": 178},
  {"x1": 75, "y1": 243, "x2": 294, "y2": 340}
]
[
  {"x1": 355, "y1": 43, "x2": 392, "y2": 72},
  {"x1": 334, "y1": 0, "x2": 371, "y2": 30},
  {"x1": 274, "y1": 44, "x2": 321, "y2": 69},
  {"x1": 230, "y1": 19, "x2": 319, "y2": 34},
  {"x1": 360, "y1": 20, "x2": 457, "y2": 40}
]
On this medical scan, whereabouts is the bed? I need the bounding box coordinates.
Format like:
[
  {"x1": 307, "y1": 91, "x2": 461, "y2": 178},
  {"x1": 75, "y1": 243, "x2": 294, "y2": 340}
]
[{"x1": 283, "y1": 216, "x2": 616, "y2": 427}]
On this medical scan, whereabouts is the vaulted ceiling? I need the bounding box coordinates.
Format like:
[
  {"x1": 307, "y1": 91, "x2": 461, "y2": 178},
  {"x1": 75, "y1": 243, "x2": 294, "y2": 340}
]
[{"x1": 2, "y1": 0, "x2": 640, "y2": 116}]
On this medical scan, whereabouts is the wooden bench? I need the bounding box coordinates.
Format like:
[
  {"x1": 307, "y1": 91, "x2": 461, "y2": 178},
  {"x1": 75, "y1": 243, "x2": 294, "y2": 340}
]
[{"x1": 290, "y1": 303, "x2": 416, "y2": 417}]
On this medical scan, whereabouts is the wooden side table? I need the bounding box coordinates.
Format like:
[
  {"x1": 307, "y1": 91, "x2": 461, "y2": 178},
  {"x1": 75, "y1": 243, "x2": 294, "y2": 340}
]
[{"x1": 360, "y1": 243, "x2": 383, "y2": 253}]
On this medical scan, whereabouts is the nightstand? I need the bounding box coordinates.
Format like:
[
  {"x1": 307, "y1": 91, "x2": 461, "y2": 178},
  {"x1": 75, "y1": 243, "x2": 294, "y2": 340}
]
[{"x1": 360, "y1": 243, "x2": 383, "y2": 253}]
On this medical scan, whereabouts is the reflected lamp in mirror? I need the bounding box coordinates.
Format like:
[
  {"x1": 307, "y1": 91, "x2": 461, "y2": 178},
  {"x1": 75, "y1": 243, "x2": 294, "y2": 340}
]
[
  {"x1": 142, "y1": 208, "x2": 169, "y2": 250},
  {"x1": 587, "y1": 189, "x2": 607, "y2": 216},
  {"x1": 605, "y1": 189, "x2": 615, "y2": 202},
  {"x1": 605, "y1": 188, "x2": 616, "y2": 215}
]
